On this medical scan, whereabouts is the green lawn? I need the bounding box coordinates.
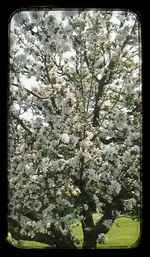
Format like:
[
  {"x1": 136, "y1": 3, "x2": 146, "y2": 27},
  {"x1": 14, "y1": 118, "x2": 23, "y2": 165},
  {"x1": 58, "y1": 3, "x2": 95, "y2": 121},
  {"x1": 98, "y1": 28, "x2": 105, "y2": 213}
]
[
  {"x1": 7, "y1": 233, "x2": 51, "y2": 248},
  {"x1": 71, "y1": 214, "x2": 140, "y2": 248},
  {"x1": 7, "y1": 214, "x2": 140, "y2": 249},
  {"x1": 102, "y1": 216, "x2": 140, "y2": 248}
]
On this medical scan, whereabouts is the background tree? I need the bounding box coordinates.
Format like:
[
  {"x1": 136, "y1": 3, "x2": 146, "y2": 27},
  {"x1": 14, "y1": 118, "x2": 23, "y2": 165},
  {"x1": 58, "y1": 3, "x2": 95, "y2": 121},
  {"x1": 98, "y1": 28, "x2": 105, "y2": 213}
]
[{"x1": 8, "y1": 9, "x2": 141, "y2": 249}]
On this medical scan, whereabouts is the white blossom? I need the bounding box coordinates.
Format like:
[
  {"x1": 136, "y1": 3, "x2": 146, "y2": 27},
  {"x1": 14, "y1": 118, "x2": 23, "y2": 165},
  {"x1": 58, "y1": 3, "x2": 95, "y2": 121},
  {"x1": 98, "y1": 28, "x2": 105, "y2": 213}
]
[
  {"x1": 70, "y1": 135, "x2": 79, "y2": 146},
  {"x1": 86, "y1": 131, "x2": 93, "y2": 139},
  {"x1": 83, "y1": 204, "x2": 88, "y2": 211},
  {"x1": 68, "y1": 156, "x2": 79, "y2": 168},
  {"x1": 27, "y1": 230, "x2": 35, "y2": 238},
  {"x1": 108, "y1": 180, "x2": 121, "y2": 195},
  {"x1": 96, "y1": 202, "x2": 103, "y2": 212},
  {"x1": 123, "y1": 198, "x2": 136, "y2": 211},
  {"x1": 97, "y1": 233, "x2": 108, "y2": 244},
  {"x1": 103, "y1": 219, "x2": 112, "y2": 229},
  {"x1": 60, "y1": 133, "x2": 70, "y2": 143},
  {"x1": 123, "y1": 151, "x2": 131, "y2": 163}
]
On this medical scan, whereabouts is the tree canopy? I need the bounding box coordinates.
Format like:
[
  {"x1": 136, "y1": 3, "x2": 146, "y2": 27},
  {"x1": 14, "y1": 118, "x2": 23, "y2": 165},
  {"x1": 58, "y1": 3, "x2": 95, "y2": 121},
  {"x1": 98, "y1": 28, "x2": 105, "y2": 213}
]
[{"x1": 8, "y1": 9, "x2": 141, "y2": 249}]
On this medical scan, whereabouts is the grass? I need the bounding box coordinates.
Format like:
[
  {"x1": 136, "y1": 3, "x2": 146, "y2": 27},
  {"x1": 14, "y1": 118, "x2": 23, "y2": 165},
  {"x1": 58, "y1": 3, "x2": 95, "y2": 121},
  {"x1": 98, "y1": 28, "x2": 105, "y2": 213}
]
[
  {"x1": 71, "y1": 214, "x2": 140, "y2": 248},
  {"x1": 7, "y1": 214, "x2": 140, "y2": 249},
  {"x1": 6, "y1": 233, "x2": 51, "y2": 248},
  {"x1": 99, "y1": 215, "x2": 140, "y2": 248}
]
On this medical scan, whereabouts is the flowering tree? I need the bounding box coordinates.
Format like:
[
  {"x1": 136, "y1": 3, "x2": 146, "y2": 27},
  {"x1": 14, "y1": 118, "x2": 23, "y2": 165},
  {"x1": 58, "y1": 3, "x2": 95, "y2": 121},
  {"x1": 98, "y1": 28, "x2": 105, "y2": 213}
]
[{"x1": 8, "y1": 9, "x2": 141, "y2": 249}]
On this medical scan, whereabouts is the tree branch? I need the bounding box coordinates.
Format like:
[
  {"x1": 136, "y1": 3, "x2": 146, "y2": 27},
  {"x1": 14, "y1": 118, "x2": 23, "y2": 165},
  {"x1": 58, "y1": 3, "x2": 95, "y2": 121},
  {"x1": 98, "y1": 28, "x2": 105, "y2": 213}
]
[
  {"x1": 11, "y1": 83, "x2": 49, "y2": 99},
  {"x1": 10, "y1": 113, "x2": 32, "y2": 135},
  {"x1": 92, "y1": 75, "x2": 107, "y2": 126}
]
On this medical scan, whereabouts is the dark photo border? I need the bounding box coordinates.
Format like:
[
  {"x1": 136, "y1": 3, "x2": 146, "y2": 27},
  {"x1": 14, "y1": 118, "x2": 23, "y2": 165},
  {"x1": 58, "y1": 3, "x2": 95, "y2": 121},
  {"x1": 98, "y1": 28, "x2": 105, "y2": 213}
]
[{"x1": 0, "y1": 1, "x2": 145, "y2": 257}]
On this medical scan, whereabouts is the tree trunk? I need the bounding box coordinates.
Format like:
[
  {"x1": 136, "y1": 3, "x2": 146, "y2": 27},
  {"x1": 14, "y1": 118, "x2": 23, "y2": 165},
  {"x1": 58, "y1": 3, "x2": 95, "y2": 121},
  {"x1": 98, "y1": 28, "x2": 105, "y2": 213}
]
[
  {"x1": 95, "y1": 203, "x2": 115, "y2": 242},
  {"x1": 81, "y1": 203, "x2": 115, "y2": 249},
  {"x1": 82, "y1": 213, "x2": 97, "y2": 249}
]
